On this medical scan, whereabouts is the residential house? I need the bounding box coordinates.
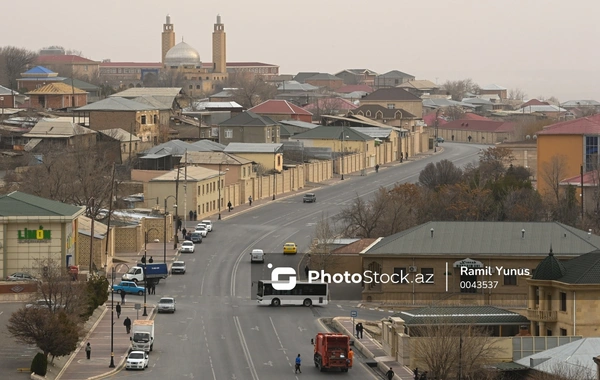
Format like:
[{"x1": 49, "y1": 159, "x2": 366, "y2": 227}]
[
  {"x1": 182, "y1": 151, "x2": 253, "y2": 186},
  {"x1": 374, "y1": 70, "x2": 415, "y2": 89},
  {"x1": 336, "y1": 85, "x2": 374, "y2": 95},
  {"x1": 304, "y1": 73, "x2": 344, "y2": 91},
  {"x1": 209, "y1": 88, "x2": 235, "y2": 102},
  {"x1": 516, "y1": 104, "x2": 568, "y2": 120},
  {"x1": 278, "y1": 120, "x2": 318, "y2": 139},
  {"x1": 348, "y1": 104, "x2": 418, "y2": 128},
  {"x1": 461, "y1": 97, "x2": 495, "y2": 113},
  {"x1": 75, "y1": 97, "x2": 161, "y2": 145},
  {"x1": 97, "y1": 128, "x2": 142, "y2": 164},
  {"x1": 110, "y1": 87, "x2": 182, "y2": 127},
  {"x1": 303, "y1": 98, "x2": 357, "y2": 120},
  {"x1": 520, "y1": 99, "x2": 550, "y2": 108},
  {"x1": 136, "y1": 139, "x2": 223, "y2": 170},
  {"x1": 218, "y1": 111, "x2": 280, "y2": 144},
  {"x1": 479, "y1": 84, "x2": 508, "y2": 100},
  {"x1": 275, "y1": 81, "x2": 322, "y2": 106},
  {"x1": 223, "y1": 142, "x2": 283, "y2": 173},
  {"x1": 292, "y1": 72, "x2": 320, "y2": 83},
  {"x1": 189, "y1": 101, "x2": 244, "y2": 113},
  {"x1": 144, "y1": 166, "x2": 223, "y2": 219},
  {"x1": 0, "y1": 85, "x2": 19, "y2": 109},
  {"x1": 60, "y1": 78, "x2": 101, "y2": 102},
  {"x1": 526, "y1": 249, "x2": 600, "y2": 337},
  {"x1": 536, "y1": 114, "x2": 600, "y2": 198},
  {"x1": 224, "y1": 62, "x2": 280, "y2": 80},
  {"x1": 422, "y1": 98, "x2": 477, "y2": 113},
  {"x1": 359, "y1": 87, "x2": 423, "y2": 119},
  {"x1": 35, "y1": 55, "x2": 101, "y2": 84},
  {"x1": 0, "y1": 191, "x2": 84, "y2": 278},
  {"x1": 359, "y1": 221, "x2": 600, "y2": 307},
  {"x1": 248, "y1": 99, "x2": 313, "y2": 123},
  {"x1": 22, "y1": 118, "x2": 96, "y2": 152},
  {"x1": 396, "y1": 80, "x2": 440, "y2": 97},
  {"x1": 335, "y1": 69, "x2": 378, "y2": 86},
  {"x1": 435, "y1": 118, "x2": 515, "y2": 143},
  {"x1": 26, "y1": 83, "x2": 88, "y2": 110},
  {"x1": 17, "y1": 66, "x2": 62, "y2": 92}
]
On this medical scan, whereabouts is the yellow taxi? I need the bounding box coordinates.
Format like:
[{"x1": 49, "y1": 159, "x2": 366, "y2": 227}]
[{"x1": 283, "y1": 242, "x2": 297, "y2": 254}]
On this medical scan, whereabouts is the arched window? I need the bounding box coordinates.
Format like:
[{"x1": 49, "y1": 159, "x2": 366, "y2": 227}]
[
  {"x1": 395, "y1": 111, "x2": 402, "y2": 119},
  {"x1": 365, "y1": 111, "x2": 370, "y2": 117},
  {"x1": 375, "y1": 111, "x2": 383, "y2": 119}
]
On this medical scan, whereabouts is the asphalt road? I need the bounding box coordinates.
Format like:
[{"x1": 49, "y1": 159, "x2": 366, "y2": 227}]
[{"x1": 0, "y1": 303, "x2": 38, "y2": 378}]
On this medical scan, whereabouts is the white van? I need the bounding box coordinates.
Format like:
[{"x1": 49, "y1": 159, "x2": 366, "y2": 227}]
[{"x1": 250, "y1": 249, "x2": 265, "y2": 263}]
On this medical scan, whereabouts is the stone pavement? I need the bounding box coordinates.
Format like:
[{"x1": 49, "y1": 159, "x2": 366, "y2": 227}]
[
  {"x1": 333, "y1": 317, "x2": 414, "y2": 380},
  {"x1": 55, "y1": 302, "x2": 156, "y2": 380}
]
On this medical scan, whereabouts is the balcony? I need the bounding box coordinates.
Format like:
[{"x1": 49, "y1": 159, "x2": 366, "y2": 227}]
[{"x1": 527, "y1": 309, "x2": 557, "y2": 322}]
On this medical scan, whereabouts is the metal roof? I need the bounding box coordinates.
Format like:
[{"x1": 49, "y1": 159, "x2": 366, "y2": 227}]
[
  {"x1": 364, "y1": 221, "x2": 600, "y2": 256},
  {"x1": 278, "y1": 120, "x2": 319, "y2": 129},
  {"x1": 98, "y1": 128, "x2": 141, "y2": 142},
  {"x1": 349, "y1": 126, "x2": 392, "y2": 138},
  {"x1": 26, "y1": 82, "x2": 87, "y2": 95},
  {"x1": 277, "y1": 81, "x2": 319, "y2": 91},
  {"x1": 219, "y1": 111, "x2": 278, "y2": 127},
  {"x1": 190, "y1": 101, "x2": 243, "y2": 110},
  {"x1": 515, "y1": 338, "x2": 600, "y2": 377},
  {"x1": 517, "y1": 105, "x2": 566, "y2": 113},
  {"x1": 223, "y1": 143, "x2": 283, "y2": 153},
  {"x1": 75, "y1": 97, "x2": 156, "y2": 111},
  {"x1": 562, "y1": 99, "x2": 600, "y2": 107},
  {"x1": 0, "y1": 191, "x2": 84, "y2": 217},
  {"x1": 293, "y1": 125, "x2": 374, "y2": 141},
  {"x1": 183, "y1": 151, "x2": 252, "y2": 165},
  {"x1": 192, "y1": 139, "x2": 226, "y2": 151},
  {"x1": 480, "y1": 84, "x2": 507, "y2": 90},
  {"x1": 533, "y1": 250, "x2": 600, "y2": 284},
  {"x1": 423, "y1": 98, "x2": 476, "y2": 108},
  {"x1": 23, "y1": 119, "x2": 96, "y2": 138},
  {"x1": 131, "y1": 96, "x2": 171, "y2": 110},
  {"x1": 142, "y1": 140, "x2": 212, "y2": 156},
  {"x1": 395, "y1": 306, "x2": 529, "y2": 325},
  {"x1": 150, "y1": 166, "x2": 220, "y2": 182},
  {"x1": 111, "y1": 87, "x2": 182, "y2": 98}
]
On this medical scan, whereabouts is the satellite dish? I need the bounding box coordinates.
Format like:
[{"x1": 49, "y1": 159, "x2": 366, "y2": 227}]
[
  {"x1": 533, "y1": 135, "x2": 538, "y2": 139},
  {"x1": 526, "y1": 135, "x2": 531, "y2": 139}
]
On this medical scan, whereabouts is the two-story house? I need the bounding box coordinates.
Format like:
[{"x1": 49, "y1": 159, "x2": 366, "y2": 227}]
[
  {"x1": 359, "y1": 87, "x2": 423, "y2": 119},
  {"x1": 374, "y1": 70, "x2": 415, "y2": 89},
  {"x1": 479, "y1": 84, "x2": 508, "y2": 100},
  {"x1": 182, "y1": 151, "x2": 253, "y2": 186},
  {"x1": 335, "y1": 69, "x2": 378, "y2": 86},
  {"x1": 218, "y1": 111, "x2": 280, "y2": 144},
  {"x1": 223, "y1": 142, "x2": 283, "y2": 173},
  {"x1": 304, "y1": 73, "x2": 344, "y2": 91}
]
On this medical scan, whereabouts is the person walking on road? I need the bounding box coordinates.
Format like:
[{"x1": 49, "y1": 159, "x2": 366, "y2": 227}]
[
  {"x1": 182, "y1": 228, "x2": 187, "y2": 239},
  {"x1": 116, "y1": 302, "x2": 121, "y2": 319},
  {"x1": 193, "y1": 211, "x2": 197, "y2": 221},
  {"x1": 386, "y1": 367, "x2": 395, "y2": 380},
  {"x1": 124, "y1": 317, "x2": 132, "y2": 334},
  {"x1": 150, "y1": 282, "x2": 156, "y2": 295},
  {"x1": 189, "y1": 210, "x2": 193, "y2": 221},
  {"x1": 375, "y1": 164, "x2": 380, "y2": 173},
  {"x1": 413, "y1": 367, "x2": 419, "y2": 380},
  {"x1": 304, "y1": 265, "x2": 309, "y2": 279},
  {"x1": 295, "y1": 354, "x2": 302, "y2": 373},
  {"x1": 85, "y1": 343, "x2": 91, "y2": 359},
  {"x1": 348, "y1": 348, "x2": 354, "y2": 367},
  {"x1": 356, "y1": 323, "x2": 363, "y2": 338},
  {"x1": 141, "y1": 255, "x2": 146, "y2": 264},
  {"x1": 120, "y1": 291, "x2": 126, "y2": 304}
]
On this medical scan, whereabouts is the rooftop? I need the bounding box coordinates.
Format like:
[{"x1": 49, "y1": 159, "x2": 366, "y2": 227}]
[
  {"x1": 219, "y1": 111, "x2": 279, "y2": 127},
  {"x1": 480, "y1": 84, "x2": 507, "y2": 90},
  {"x1": 36, "y1": 55, "x2": 99, "y2": 64},
  {"x1": 0, "y1": 191, "x2": 84, "y2": 217},
  {"x1": 75, "y1": 97, "x2": 156, "y2": 112},
  {"x1": 26, "y1": 82, "x2": 87, "y2": 95},
  {"x1": 395, "y1": 306, "x2": 529, "y2": 326},
  {"x1": 397, "y1": 80, "x2": 438, "y2": 90},
  {"x1": 142, "y1": 139, "x2": 213, "y2": 156},
  {"x1": 537, "y1": 114, "x2": 600, "y2": 135},
  {"x1": 249, "y1": 99, "x2": 312, "y2": 116},
  {"x1": 336, "y1": 85, "x2": 374, "y2": 94},
  {"x1": 98, "y1": 128, "x2": 141, "y2": 142},
  {"x1": 293, "y1": 125, "x2": 374, "y2": 141},
  {"x1": 151, "y1": 166, "x2": 221, "y2": 182},
  {"x1": 361, "y1": 87, "x2": 422, "y2": 102},
  {"x1": 23, "y1": 118, "x2": 96, "y2": 138},
  {"x1": 377, "y1": 70, "x2": 415, "y2": 79},
  {"x1": 223, "y1": 143, "x2": 283, "y2": 153},
  {"x1": 183, "y1": 151, "x2": 251, "y2": 165},
  {"x1": 111, "y1": 87, "x2": 182, "y2": 98},
  {"x1": 532, "y1": 250, "x2": 600, "y2": 284}
]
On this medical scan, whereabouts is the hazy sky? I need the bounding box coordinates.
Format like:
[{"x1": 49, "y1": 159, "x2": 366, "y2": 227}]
[{"x1": 7, "y1": 0, "x2": 600, "y2": 100}]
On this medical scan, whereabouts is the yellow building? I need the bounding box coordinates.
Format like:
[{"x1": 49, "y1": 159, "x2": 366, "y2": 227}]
[
  {"x1": 144, "y1": 166, "x2": 224, "y2": 220},
  {"x1": 182, "y1": 151, "x2": 254, "y2": 185},
  {"x1": 358, "y1": 87, "x2": 423, "y2": 119},
  {"x1": 526, "y1": 249, "x2": 600, "y2": 337},
  {"x1": 160, "y1": 14, "x2": 228, "y2": 96},
  {"x1": 536, "y1": 114, "x2": 600, "y2": 197},
  {"x1": 223, "y1": 143, "x2": 284, "y2": 173}
]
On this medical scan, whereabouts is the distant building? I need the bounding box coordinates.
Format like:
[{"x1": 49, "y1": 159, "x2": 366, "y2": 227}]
[
  {"x1": 479, "y1": 84, "x2": 508, "y2": 100},
  {"x1": 218, "y1": 111, "x2": 280, "y2": 144},
  {"x1": 26, "y1": 82, "x2": 87, "y2": 110},
  {"x1": 248, "y1": 99, "x2": 313, "y2": 123},
  {"x1": 335, "y1": 69, "x2": 378, "y2": 86},
  {"x1": 374, "y1": 70, "x2": 415, "y2": 88}
]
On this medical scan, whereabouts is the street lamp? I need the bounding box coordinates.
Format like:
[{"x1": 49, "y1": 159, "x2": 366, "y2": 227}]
[
  {"x1": 143, "y1": 228, "x2": 159, "y2": 317},
  {"x1": 273, "y1": 153, "x2": 277, "y2": 201},
  {"x1": 164, "y1": 196, "x2": 177, "y2": 264},
  {"x1": 341, "y1": 126, "x2": 349, "y2": 180},
  {"x1": 109, "y1": 266, "x2": 115, "y2": 368},
  {"x1": 218, "y1": 161, "x2": 229, "y2": 220}
]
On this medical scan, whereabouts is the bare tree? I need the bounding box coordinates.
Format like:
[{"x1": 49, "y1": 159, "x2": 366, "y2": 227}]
[
  {"x1": 530, "y1": 361, "x2": 595, "y2": 380},
  {"x1": 418, "y1": 160, "x2": 463, "y2": 190},
  {"x1": 502, "y1": 188, "x2": 546, "y2": 221},
  {"x1": 441, "y1": 79, "x2": 480, "y2": 101},
  {"x1": 225, "y1": 72, "x2": 277, "y2": 108},
  {"x1": 508, "y1": 88, "x2": 528, "y2": 101},
  {"x1": 336, "y1": 193, "x2": 387, "y2": 238},
  {"x1": 0, "y1": 46, "x2": 38, "y2": 90},
  {"x1": 309, "y1": 213, "x2": 343, "y2": 273},
  {"x1": 540, "y1": 155, "x2": 568, "y2": 203},
  {"x1": 479, "y1": 146, "x2": 515, "y2": 182},
  {"x1": 158, "y1": 70, "x2": 185, "y2": 88},
  {"x1": 443, "y1": 105, "x2": 465, "y2": 121}
]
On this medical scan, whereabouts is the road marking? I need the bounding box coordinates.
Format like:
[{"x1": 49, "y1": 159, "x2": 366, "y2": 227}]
[
  {"x1": 233, "y1": 316, "x2": 259, "y2": 380},
  {"x1": 297, "y1": 326, "x2": 306, "y2": 332},
  {"x1": 269, "y1": 317, "x2": 288, "y2": 356},
  {"x1": 251, "y1": 326, "x2": 259, "y2": 331}
]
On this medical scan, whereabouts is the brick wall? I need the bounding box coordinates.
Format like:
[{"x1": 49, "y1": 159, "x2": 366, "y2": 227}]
[
  {"x1": 0, "y1": 281, "x2": 38, "y2": 301},
  {"x1": 114, "y1": 225, "x2": 142, "y2": 253},
  {"x1": 78, "y1": 233, "x2": 106, "y2": 270},
  {"x1": 29, "y1": 93, "x2": 88, "y2": 109}
]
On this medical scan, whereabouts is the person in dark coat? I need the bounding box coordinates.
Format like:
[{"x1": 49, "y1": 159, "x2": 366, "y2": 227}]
[
  {"x1": 413, "y1": 368, "x2": 419, "y2": 380},
  {"x1": 116, "y1": 302, "x2": 121, "y2": 319},
  {"x1": 304, "y1": 265, "x2": 309, "y2": 279},
  {"x1": 182, "y1": 228, "x2": 187, "y2": 239},
  {"x1": 386, "y1": 367, "x2": 395, "y2": 380},
  {"x1": 356, "y1": 323, "x2": 364, "y2": 338},
  {"x1": 193, "y1": 211, "x2": 197, "y2": 221},
  {"x1": 189, "y1": 210, "x2": 193, "y2": 221},
  {"x1": 85, "y1": 342, "x2": 91, "y2": 359},
  {"x1": 148, "y1": 256, "x2": 154, "y2": 263},
  {"x1": 141, "y1": 255, "x2": 146, "y2": 264},
  {"x1": 375, "y1": 164, "x2": 380, "y2": 173},
  {"x1": 120, "y1": 291, "x2": 126, "y2": 304},
  {"x1": 227, "y1": 201, "x2": 232, "y2": 212},
  {"x1": 248, "y1": 196, "x2": 252, "y2": 206},
  {"x1": 124, "y1": 317, "x2": 132, "y2": 334},
  {"x1": 177, "y1": 218, "x2": 182, "y2": 231}
]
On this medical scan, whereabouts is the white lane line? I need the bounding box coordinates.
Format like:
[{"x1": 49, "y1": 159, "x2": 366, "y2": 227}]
[
  {"x1": 233, "y1": 316, "x2": 259, "y2": 380},
  {"x1": 200, "y1": 316, "x2": 217, "y2": 380}
]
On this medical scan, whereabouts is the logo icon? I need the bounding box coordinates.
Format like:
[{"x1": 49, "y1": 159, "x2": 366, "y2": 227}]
[{"x1": 268, "y1": 263, "x2": 297, "y2": 290}]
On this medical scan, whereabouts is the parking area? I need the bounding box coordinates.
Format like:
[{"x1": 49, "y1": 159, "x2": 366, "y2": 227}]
[{"x1": 0, "y1": 302, "x2": 39, "y2": 379}]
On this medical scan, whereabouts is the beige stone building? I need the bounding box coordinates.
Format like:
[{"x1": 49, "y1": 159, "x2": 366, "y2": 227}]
[
  {"x1": 359, "y1": 87, "x2": 423, "y2": 119},
  {"x1": 219, "y1": 111, "x2": 281, "y2": 144},
  {"x1": 498, "y1": 140, "x2": 537, "y2": 179},
  {"x1": 77, "y1": 216, "x2": 114, "y2": 272},
  {"x1": 182, "y1": 151, "x2": 253, "y2": 186},
  {"x1": 223, "y1": 143, "x2": 283, "y2": 173}
]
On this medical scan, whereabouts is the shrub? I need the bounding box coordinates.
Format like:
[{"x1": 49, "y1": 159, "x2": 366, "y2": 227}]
[{"x1": 31, "y1": 352, "x2": 47, "y2": 376}]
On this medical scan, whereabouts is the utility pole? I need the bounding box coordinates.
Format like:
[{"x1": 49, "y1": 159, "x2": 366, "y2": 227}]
[
  {"x1": 104, "y1": 164, "x2": 116, "y2": 269},
  {"x1": 174, "y1": 166, "x2": 180, "y2": 248},
  {"x1": 88, "y1": 198, "x2": 95, "y2": 273},
  {"x1": 184, "y1": 150, "x2": 188, "y2": 229}
]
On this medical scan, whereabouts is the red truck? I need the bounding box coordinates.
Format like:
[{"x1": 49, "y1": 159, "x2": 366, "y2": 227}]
[{"x1": 313, "y1": 332, "x2": 352, "y2": 372}]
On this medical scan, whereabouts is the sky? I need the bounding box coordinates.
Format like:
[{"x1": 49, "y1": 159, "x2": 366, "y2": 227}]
[{"x1": 6, "y1": 0, "x2": 600, "y2": 101}]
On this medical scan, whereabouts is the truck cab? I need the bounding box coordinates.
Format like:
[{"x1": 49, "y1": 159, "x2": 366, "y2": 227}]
[
  {"x1": 313, "y1": 333, "x2": 351, "y2": 372},
  {"x1": 131, "y1": 320, "x2": 155, "y2": 353}
]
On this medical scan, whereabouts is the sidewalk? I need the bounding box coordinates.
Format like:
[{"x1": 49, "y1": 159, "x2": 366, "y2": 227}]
[
  {"x1": 55, "y1": 302, "x2": 156, "y2": 380},
  {"x1": 332, "y1": 317, "x2": 414, "y2": 380}
]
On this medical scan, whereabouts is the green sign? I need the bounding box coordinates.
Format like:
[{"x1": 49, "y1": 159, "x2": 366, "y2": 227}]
[{"x1": 18, "y1": 226, "x2": 51, "y2": 243}]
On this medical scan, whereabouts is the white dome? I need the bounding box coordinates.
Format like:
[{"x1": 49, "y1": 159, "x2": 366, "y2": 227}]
[{"x1": 165, "y1": 41, "x2": 201, "y2": 67}]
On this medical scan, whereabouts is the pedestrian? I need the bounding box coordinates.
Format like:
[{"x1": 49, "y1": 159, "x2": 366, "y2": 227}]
[
  {"x1": 177, "y1": 218, "x2": 182, "y2": 231},
  {"x1": 227, "y1": 201, "x2": 232, "y2": 212},
  {"x1": 375, "y1": 164, "x2": 380, "y2": 173},
  {"x1": 182, "y1": 228, "x2": 187, "y2": 239},
  {"x1": 356, "y1": 323, "x2": 364, "y2": 339},
  {"x1": 413, "y1": 368, "x2": 419, "y2": 380},
  {"x1": 451, "y1": 134, "x2": 455, "y2": 141},
  {"x1": 149, "y1": 256, "x2": 154, "y2": 263},
  {"x1": 304, "y1": 265, "x2": 309, "y2": 279},
  {"x1": 386, "y1": 367, "x2": 395, "y2": 380},
  {"x1": 295, "y1": 354, "x2": 302, "y2": 374},
  {"x1": 124, "y1": 317, "x2": 132, "y2": 334},
  {"x1": 248, "y1": 196, "x2": 252, "y2": 206},
  {"x1": 189, "y1": 210, "x2": 193, "y2": 221},
  {"x1": 141, "y1": 255, "x2": 146, "y2": 264},
  {"x1": 120, "y1": 291, "x2": 126, "y2": 304},
  {"x1": 85, "y1": 342, "x2": 91, "y2": 359},
  {"x1": 400, "y1": 155, "x2": 403, "y2": 163},
  {"x1": 420, "y1": 371, "x2": 428, "y2": 380},
  {"x1": 151, "y1": 282, "x2": 156, "y2": 295},
  {"x1": 193, "y1": 211, "x2": 197, "y2": 221},
  {"x1": 116, "y1": 302, "x2": 121, "y2": 319},
  {"x1": 348, "y1": 348, "x2": 354, "y2": 367},
  {"x1": 468, "y1": 135, "x2": 472, "y2": 142}
]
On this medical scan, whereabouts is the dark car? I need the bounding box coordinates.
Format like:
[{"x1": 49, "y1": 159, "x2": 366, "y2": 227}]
[
  {"x1": 303, "y1": 193, "x2": 316, "y2": 203},
  {"x1": 436, "y1": 137, "x2": 444, "y2": 143}
]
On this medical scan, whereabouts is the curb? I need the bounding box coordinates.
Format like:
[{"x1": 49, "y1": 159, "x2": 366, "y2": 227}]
[{"x1": 55, "y1": 305, "x2": 108, "y2": 380}]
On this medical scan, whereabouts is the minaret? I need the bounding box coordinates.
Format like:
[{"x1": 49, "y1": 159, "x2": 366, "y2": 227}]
[
  {"x1": 212, "y1": 14, "x2": 227, "y2": 74},
  {"x1": 162, "y1": 14, "x2": 176, "y2": 64}
]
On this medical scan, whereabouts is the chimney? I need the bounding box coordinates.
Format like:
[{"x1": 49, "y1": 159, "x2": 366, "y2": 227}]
[
  {"x1": 430, "y1": 228, "x2": 434, "y2": 238},
  {"x1": 521, "y1": 229, "x2": 525, "y2": 239}
]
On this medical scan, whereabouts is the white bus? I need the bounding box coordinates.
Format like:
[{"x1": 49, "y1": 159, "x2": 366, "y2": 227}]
[{"x1": 256, "y1": 280, "x2": 328, "y2": 307}]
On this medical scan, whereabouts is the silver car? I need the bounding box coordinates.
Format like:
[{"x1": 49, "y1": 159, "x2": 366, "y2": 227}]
[
  {"x1": 171, "y1": 261, "x2": 186, "y2": 274},
  {"x1": 157, "y1": 297, "x2": 176, "y2": 313}
]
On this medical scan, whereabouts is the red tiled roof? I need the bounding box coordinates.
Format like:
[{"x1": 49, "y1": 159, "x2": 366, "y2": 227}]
[
  {"x1": 36, "y1": 55, "x2": 98, "y2": 64},
  {"x1": 336, "y1": 85, "x2": 374, "y2": 94},
  {"x1": 249, "y1": 99, "x2": 313, "y2": 116},
  {"x1": 537, "y1": 114, "x2": 600, "y2": 135},
  {"x1": 423, "y1": 111, "x2": 448, "y2": 126},
  {"x1": 438, "y1": 118, "x2": 515, "y2": 133},
  {"x1": 462, "y1": 113, "x2": 491, "y2": 121},
  {"x1": 521, "y1": 99, "x2": 549, "y2": 108},
  {"x1": 303, "y1": 98, "x2": 357, "y2": 112},
  {"x1": 561, "y1": 172, "x2": 598, "y2": 186},
  {"x1": 100, "y1": 62, "x2": 162, "y2": 67}
]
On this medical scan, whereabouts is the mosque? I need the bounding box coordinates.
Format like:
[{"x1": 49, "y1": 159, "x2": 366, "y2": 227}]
[{"x1": 161, "y1": 14, "x2": 228, "y2": 95}]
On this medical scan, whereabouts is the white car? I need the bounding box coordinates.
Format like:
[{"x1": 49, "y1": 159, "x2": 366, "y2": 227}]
[
  {"x1": 180, "y1": 240, "x2": 195, "y2": 253},
  {"x1": 126, "y1": 350, "x2": 149, "y2": 370},
  {"x1": 157, "y1": 297, "x2": 176, "y2": 313},
  {"x1": 195, "y1": 224, "x2": 208, "y2": 237},
  {"x1": 171, "y1": 261, "x2": 186, "y2": 274},
  {"x1": 201, "y1": 220, "x2": 213, "y2": 232}
]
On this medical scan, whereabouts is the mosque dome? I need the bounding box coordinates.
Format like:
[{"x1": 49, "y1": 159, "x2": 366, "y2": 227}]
[{"x1": 165, "y1": 41, "x2": 201, "y2": 67}]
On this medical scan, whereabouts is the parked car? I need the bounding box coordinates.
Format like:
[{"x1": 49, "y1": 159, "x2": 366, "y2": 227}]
[
  {"x1": 303, "y1": 193, "x2": 316, "y2": 203},
  {"x1": 195, "y1": 224, "x2": 208, "y2": 237},
  {"x1": 112, "y1": 281, "x2": 146, "y2": 295},
  {"x1": 190, "y1": 232, "x2": 203, "y2": 244},
  {"x1": 283, "y1": 242, "x2": 297, "y2": 254},
  {"x1": 180, "y1": 240, "x2": 195, "y2": 253},
  {"x1": 436, "y1": 137, "x2": 444, "y2": 143},
  {"x1": 6, "y1": 272, "x2": 36, "y2": 281},
  {"x1": 126, "y1": 351, "x2": 149, "y2": 370},
  {"x1": 157, "y1": 297, "x2": 176, "y2": 313},
  {"x1": 201, "y1": 220, "x2": 213, "y2": 232},
  {"x1": 171, "y1": 261, "x2": 186, "y2": 274}
]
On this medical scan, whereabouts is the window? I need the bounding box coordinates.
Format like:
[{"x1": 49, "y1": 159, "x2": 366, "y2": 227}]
[
  {"x1": 196, "y1": 85, "x2": 201, "y2": 89},
  {"x1": 560, "y1": 328, "x2": 567, "y2": 336},
  {"x1": 504, "y1": 275, "x2": 517, "y2": 285},
  {"x1": 141, "y1": 115, "x2": 147, "y2": 124},
  {"x1": 84, "y1": 65, "x2": 88, "y2": 71},
  {"x1": 393, "y1": 268, "x2": 406, "y2": 284},
  {"x1": 153, "y1": 115, "x2": 158, "y2": 124},
  {"x1": 189, "y1": 85, "x2": 193, "y2": 89},
  {"x1": 560, "y1": 292, "x2": 567, "y2": 311},
  {"x1": 420, "y1": 268, "x2": 434, "y2": 284},
  {"x1": 267, "y1": 129, "x2": 271, "y2": 139},
  {"x1": 243, "y1": 167, "x2": 246, "y2": 177},
  {"x1": 387, "y1": 104, "x2": 395, "y2": 109},
  {"x1": 585, "y1": 135, "x2": 598, "y2": 171},
  {"x1": 277, "y1": 156, "x2": 281, "y2": 166},
  {"x1": 225, "y1": 129, "x2": 233, "y2": 139}
]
